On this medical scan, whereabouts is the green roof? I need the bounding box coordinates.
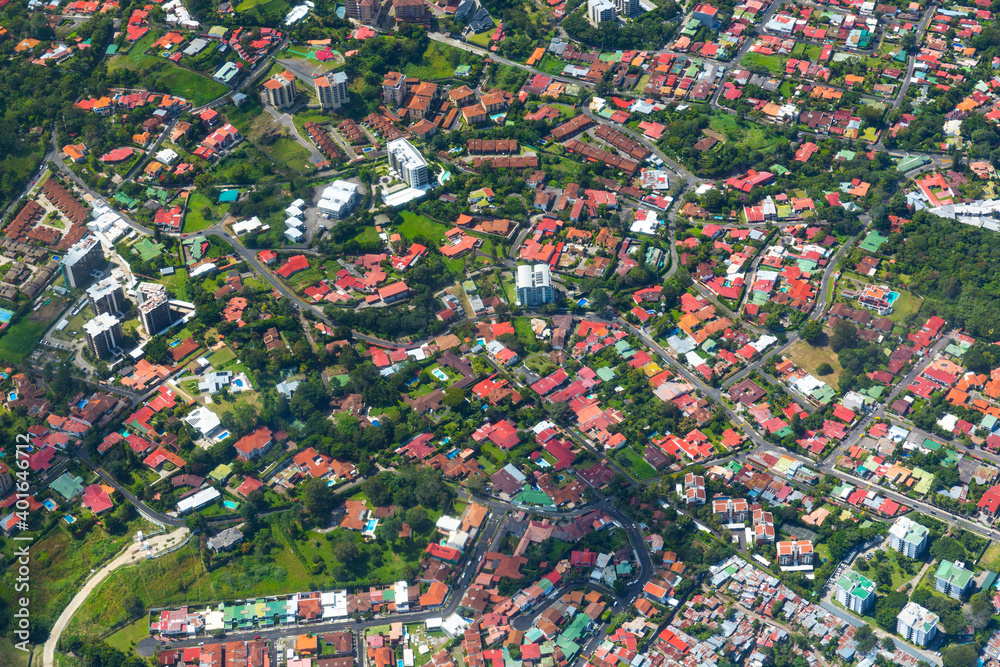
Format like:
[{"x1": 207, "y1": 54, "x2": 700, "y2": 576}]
[
  {"x1": 209, "y1": 463, "x2": 232, "y2": 482},
  {"x1": 513, "y1": 487, "x2": 553, "y2": 506},
  {"x1": 595, "y1": 366, "x2": 616, "y2": 381},
  {"x1": 859, "y1": 231, "x2": 887, "y2": 253},
  {"x1": 105, "y1": 44, "x2": 118, "y2": 55},
  {"x1": 218, "y1": 189, "x2": 239, "y2": 203},
  {"x1": 134, "y1": 238, "x2": 164, "y2": 261},
  {"x1": 51, "y1": 473, "x2": 85, "y2": 501},
  {"x1": 837, "y1": 569, "x2": 875, "y2": 598},
  {"x1": 936, "y1": 560, "x2": 973, "y2": 590}
]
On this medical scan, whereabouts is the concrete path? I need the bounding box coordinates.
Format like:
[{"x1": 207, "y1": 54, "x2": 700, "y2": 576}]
[{"x1": 43, "y1": 527, "x2": 190, "y2": 667}]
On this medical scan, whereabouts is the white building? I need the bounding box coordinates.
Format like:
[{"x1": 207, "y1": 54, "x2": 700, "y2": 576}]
[
  {"x1": 83, "y1": 312, "x2": 122, "y2": 358},
  {"x1": 198, "y1": 370, "x2": 233, "y2": 394},
  {"x1": 317, "y1": 181, "x2": 361, "y2": 218},
  {"x1": 176, "y1": 486, "x2": 221, "y2": 514},
  {"x1": 835, "y1": 570, "x2": 876, "y2": 614},
  {"x1": 387, "y1": 138, "x2": 429, "y2": 188},
  {"x1": 62, "y1": 236, "x2": 105, "y2": 288},
  {"x1": 316, "y1": 72, "x2": 349, "y2": 110},
  {"x1": 888, "y1": 516, "x2": 929, "y2": 558},
  {"x1": 184, "y1": 405, "x2": 223, "y2": 440},
  {"x1": 588, "y1": 0, "x2": 616, "y2": 24},
  {"x1": 155, "y1": 148, "x2": 179, "y2": 165},
  {"x1": 897, "y1": 601, "x2": 938, "y2": 647},
  {"x1": 516, "y1": 264, "x2": 554, "y2": 307}
]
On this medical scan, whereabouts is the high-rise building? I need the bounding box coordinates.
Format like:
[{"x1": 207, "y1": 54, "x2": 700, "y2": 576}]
[
  {"x1": 262, "y1": 71, "x2": 297, "y2": 109},
  {"x1": 588, "y1": 0, "x2": 616, "y2": 24},
  {"x1": 386, "y1": 138, "x2": 429, "y2": 187},
  {"x1": 345, "y1": 0, "x2": 386, "y2": 24},
  {"x1": 316, "y1": 72, "x2": 350, "y2": 111},
  {"x1": 516, "y1": 264, "x2": 554, "y2": 307},
  {"x1": 62, "y1": 236, "x2": 105, "y2": 288},
  {"x1": 615, "y1": 0, "x2": 639, "y2": 15},
  {"x1": 935, "y1": 560, "x2": 973, "y2": 599},
  {"x1": 87, "y1": 277, "x2": 126, "y2": 316},
  {"x1": 382, "y1": 71, "x2": 407, "y2": 106},
  {"x1": 84, "y1": 312, "x2": 123, "y2": 358},
  {"x1": 136, "y1": 282, "x2": 172, "y2": 336},
  {"x1": 888, "y1": 516, "x2": 929, "y2": 558},
  {"x1": 835, "y1": 570, "x2": 876, "y2": 613},
  {"x1": 393, "y1": 0, "x2": 430, "y2": 25},
  {"x1": 897, "y1": 602, "x2": 938, "y2": 647}
]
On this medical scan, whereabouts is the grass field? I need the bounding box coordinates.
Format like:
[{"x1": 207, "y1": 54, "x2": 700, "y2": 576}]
[
  {"x1": 615, "y1": 446, "x2": 658, "y2": 480},
  {"x1": 0, "y1": 640, "x2": 30, "y2": 667},
  {"x1": 109, "y1": 33, "x2": 227, "y2": 106},
  {"x1": 740, "y1": 52, "x2": 784, "y2": 74},
  {"x1": 980, "y1": 542, "x2": 1000, "y2": 571},
  {"x1": 467, "y1": 31, "x2": 494, "y2": 48},
  {"x1": 0, "y1": 296, "x2": 70, "y2": 363},
  {"x1": 184, "y1": 191, "x2": 230, "y2": 232},
  {"x1": 399, "y1": 211, "x2": 450, "y2": 244},
  {"x1": 886, "y1": 288, "x2": 922, "y2": 325},
  {"x1": 708, "y1": 113, "x2": 780, "y2": 151},
  {"x1": 787, "y1": 339, "x2": 843, "y2": 390},
  {"x1": 264, "y1": 137, "x2": 314, "y2": 173},
  {"x1": 64, "y1": 542, "x2": 312, "y2": 643},
  {"x1": 402, "y1": 42, "x2": 466, "y2": 80},
  {"x1": 104, "y1": 617, "x2": 150, "y2": 653}
]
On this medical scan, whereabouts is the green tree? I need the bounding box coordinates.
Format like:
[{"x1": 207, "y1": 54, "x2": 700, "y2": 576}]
[
  {"x1": 303, "y1": 478, "x2": 335, "y2": 522},
  {"x1": 854, "y1": 625, "x2": 877, "y2": 654},
  {"x1": 943, "y1": 644, "x2": 978, "y2": 667},
  {"x1": 817, "y1": 363, "x2": 833, "y2": 376}
]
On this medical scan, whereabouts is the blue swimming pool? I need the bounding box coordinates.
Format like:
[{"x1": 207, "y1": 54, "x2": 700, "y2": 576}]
[
  {"x1": 223, "y1": 500, "x2": 239, "y2": 510},
  {"x1": 234, "y1": 379, "x2": 245, "y2": 387},
  {"x1": 446, "y1": 448, "x2": 459, "y2": 459},
  {"x1": 431, "y1": 368, "x2": 448, "y2": 381},
  {"x1": 63, "y1": 515, "x2": 76, "y2": 524},
  {"x1": 365, "y1": 518, "x2": 378, "y2": 532},
  {"x1": 216, "y1": 431, "x2": 230, "y2": 441},
  {"x1": 577, "y1": 298, "x2": 589, "y2": 306},
  {"x1": 0, "y1": 308, "x2": 13, "y2": 322},
  {"x1": 169, "y1": 340, "x2": 181, "y2": 348},
  {"x1": 886, "y1": 292, "x2": 900, "y2": 306},
  {"x1": 8, "y1": 392, "x2": 17, "y2": 401},
  {"x1": 43, "y1": 499, "x2": 57, "y2": 511}
]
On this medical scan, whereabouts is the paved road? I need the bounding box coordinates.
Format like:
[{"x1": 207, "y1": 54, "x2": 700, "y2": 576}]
[{"x1": 263, "y1": 104, "x2": 325, "y2": 166}]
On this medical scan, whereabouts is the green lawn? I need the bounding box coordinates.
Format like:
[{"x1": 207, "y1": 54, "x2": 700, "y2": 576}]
[
  {"x1": 980, "y1": 542, "x2": 1000, "y2": 571},
  {"x1": 467, "y1": 31, "x2": 494, "y2": 48},
  {"x1": 184, "y1": 191, "x2": 230, "y2": 233},
  {"x1": 614, "y1": 446, "x2": 658, "y2": 480},
  {"x1": 103, "y1": 616, "x2": 151, "y2": 653},
  {"x1": 740, "y1": 52, "x2": 784, "y2": 74},
  {"x1": 399, "y1": 211, "x2": 450, "y2": 243},
  {"x1": 208, "y1": 345, "x2": 237, "y2": 367}
]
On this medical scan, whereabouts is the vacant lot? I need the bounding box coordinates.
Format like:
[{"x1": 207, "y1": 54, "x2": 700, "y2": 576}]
[
  {"x1": 786, "y1": 339, "x2": 843, "y2": 389},
  {"x1": 402, "y1": 42, "x2": 466, "y2": 80}
]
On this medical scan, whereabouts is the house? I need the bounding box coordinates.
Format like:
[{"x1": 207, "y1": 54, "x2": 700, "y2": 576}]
[
  {"x1": 234, "y1": 426, "x2": 274, "y2": 460},
  {"x1": 207, "y1": 526, "x2": 243, "y2": 552},
  {"x1": 683, "y1": 473, "x2": 705, "y2": 505}
]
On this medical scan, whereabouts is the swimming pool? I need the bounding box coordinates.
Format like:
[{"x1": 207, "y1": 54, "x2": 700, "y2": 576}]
[
  {"x1": 43, "y1": 499, "x2": 57, "y2": 511},
  {"x1": 63, "y1": 515, "x2": 76, "y2": 524},
  {"x1": 216, "y1": 431, "x2": 230, "y2": 441},
  {"x1": 365, "y1": 518, "x2": 378, "y2": 532},
  {"x1": 886, "y1": 292, "x2": 900, "y2": 306},
  {"x1": 577, "y1": 298, "x2": 589, "y2": 306},
  {"x1": 169, "y1": 340, "x2": 182, "y2": 348},
  {"x1": 446, "y1": 448, "x2": 459, "y2": 459},
  {"x1": 223, "y1": 500, "x2": 239, "y2": 510},
  {"x1": 8, "y1": 392, "x2": 16, "y2": 401},
  {"x1": 0, "y1": 308, "x2": 13, "y2": 323},
  {"x1": 234, "y1": 379, "x2": 245, "y2": 387},
  {"x1": 431, "y1": 368, "x2": 448, "y2": 381},
  {"x1": 363, "y1": 147, "x2": 374, "y2": 153}
]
